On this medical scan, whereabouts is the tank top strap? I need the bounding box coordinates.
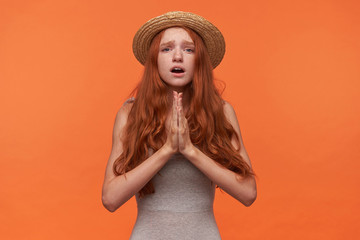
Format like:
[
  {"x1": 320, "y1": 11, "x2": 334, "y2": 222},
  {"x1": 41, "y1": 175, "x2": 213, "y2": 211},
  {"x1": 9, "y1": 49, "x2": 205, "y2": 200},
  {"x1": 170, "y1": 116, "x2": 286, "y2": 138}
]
[{"x1": 123, "y1": 97, "x2": 135, "y2": 106}]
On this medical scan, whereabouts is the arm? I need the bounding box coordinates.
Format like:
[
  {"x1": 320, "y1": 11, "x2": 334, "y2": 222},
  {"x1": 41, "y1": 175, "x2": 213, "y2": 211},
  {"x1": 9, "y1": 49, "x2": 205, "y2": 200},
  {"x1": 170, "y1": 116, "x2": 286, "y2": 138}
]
[
  {"x1": 101, "y1": 103, "x2": 176, "y2": 212},
  {"x1": 178, "y1": 99, "x2": 257, "y2": 206}
]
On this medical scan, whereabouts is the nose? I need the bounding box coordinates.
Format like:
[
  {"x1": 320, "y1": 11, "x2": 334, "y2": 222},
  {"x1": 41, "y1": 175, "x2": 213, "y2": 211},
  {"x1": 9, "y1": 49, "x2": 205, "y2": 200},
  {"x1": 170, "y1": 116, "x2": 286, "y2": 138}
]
[{"x1": 172, "y1": 48, "x2": 183, "y2": 62}]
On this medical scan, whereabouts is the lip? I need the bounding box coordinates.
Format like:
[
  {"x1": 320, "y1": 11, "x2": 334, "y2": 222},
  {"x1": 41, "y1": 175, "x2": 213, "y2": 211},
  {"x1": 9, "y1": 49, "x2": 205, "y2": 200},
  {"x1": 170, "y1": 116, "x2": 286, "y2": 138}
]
[
  {"x1": 171, "y1": 72, "x2": 185, "y2": 77},
  {"x1": 170, "y1": 65, "x2": 185, "y2": 72},
  {"x1": 170, "y1": 66, "x2": 185, "y2": 77}
]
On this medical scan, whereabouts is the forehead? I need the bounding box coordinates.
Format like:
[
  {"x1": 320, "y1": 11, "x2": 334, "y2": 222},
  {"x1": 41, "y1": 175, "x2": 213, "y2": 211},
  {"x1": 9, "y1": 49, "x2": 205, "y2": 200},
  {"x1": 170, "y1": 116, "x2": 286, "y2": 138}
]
[{"x1": 160, "y1": 27, "x2": 193, "y2": 43}]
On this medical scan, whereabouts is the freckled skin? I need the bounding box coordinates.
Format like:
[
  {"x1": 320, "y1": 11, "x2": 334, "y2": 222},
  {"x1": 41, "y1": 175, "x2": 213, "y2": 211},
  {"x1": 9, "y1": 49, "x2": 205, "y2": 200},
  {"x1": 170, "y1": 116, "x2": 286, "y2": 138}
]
[{"x1": 157, "y1": 27, "x2": 195, "y2": 92}]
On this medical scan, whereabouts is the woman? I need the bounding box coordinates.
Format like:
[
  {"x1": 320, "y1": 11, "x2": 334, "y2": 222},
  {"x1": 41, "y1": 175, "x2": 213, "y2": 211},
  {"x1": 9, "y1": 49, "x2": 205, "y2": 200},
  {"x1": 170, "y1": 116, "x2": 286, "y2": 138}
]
[{"x1": 102, "y1": 11, "x2": 257, "y2": 239}]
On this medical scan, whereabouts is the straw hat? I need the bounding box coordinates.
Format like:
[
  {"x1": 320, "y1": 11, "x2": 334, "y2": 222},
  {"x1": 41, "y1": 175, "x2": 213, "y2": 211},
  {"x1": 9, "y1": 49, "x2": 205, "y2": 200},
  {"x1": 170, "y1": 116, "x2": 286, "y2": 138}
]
[{"x1": 132, "y1": 11, "x2": 225, "y2": 69}]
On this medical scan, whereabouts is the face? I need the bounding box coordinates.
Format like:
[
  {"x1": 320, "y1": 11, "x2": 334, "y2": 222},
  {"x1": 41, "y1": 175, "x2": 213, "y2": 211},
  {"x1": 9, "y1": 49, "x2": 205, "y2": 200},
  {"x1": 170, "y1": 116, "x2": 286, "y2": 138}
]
[{"x1": 157, "y1": 27, "x2": 195, "y2": 91}]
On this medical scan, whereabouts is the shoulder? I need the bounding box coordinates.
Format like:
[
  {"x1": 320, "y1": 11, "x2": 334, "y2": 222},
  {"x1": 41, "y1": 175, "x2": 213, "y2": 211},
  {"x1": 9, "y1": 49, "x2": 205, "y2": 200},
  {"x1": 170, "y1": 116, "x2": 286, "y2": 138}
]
[
  {"x1": 116, "y1": 98, "x2": 135, "y2": 118},
  {"x1": 113, "y1": 98, "x2": 135, "y2": 136},
  {"x1": 117, "y1": 98, "x2": 134, "y2": 116},
  {"x1": 222, "y1": 100, "x2": 237, "y2": 120},
  {"x1": 222, "y1": 101, "x2": 247, "y2": 151},
  {"x1": 222, "y1": 100, "x2": 242, "y2": 133}
]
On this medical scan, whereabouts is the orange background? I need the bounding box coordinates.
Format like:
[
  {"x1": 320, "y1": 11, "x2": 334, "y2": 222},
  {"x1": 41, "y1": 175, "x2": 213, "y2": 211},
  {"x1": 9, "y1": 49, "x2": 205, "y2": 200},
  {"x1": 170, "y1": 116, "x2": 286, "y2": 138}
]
[{"x1": 1, "y1": 0, "x2": 359, "y2": 239}]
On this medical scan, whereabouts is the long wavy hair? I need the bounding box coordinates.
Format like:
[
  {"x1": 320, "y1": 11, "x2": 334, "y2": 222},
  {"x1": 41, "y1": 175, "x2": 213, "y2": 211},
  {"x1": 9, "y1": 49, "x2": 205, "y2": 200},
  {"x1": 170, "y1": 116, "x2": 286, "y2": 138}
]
[{"x1": 113, "y1": 26, "x2": 255, "y2": 198}]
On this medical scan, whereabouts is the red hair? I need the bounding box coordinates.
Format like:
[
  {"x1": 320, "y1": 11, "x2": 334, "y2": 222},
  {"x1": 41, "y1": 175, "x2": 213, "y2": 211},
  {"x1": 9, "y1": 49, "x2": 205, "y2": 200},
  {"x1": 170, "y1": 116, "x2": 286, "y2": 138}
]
[{"x1": 113, "y1": 27, "x2": 255, "y2": 197}]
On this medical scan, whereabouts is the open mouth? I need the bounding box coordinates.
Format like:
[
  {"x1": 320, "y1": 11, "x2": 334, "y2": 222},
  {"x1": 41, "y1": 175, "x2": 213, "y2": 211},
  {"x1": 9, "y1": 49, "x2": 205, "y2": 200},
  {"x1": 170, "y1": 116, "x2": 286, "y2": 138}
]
[{"x1": 171, "y1": 67, "x2": 185, "y2": 73}]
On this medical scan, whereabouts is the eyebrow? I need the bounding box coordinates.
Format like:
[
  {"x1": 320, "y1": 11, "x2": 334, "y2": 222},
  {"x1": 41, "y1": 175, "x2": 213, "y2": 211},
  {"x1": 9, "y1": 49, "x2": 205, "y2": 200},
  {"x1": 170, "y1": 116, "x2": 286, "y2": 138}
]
[
  {"x1": 159, "y1": 41, "x2": 175, "y2": 47},
  {"x1": 182, "y1": 40, "x2": 194, "y2": 46},
  {"x1": 159, "y1": 40, "x2": 194, "y2": 47}
]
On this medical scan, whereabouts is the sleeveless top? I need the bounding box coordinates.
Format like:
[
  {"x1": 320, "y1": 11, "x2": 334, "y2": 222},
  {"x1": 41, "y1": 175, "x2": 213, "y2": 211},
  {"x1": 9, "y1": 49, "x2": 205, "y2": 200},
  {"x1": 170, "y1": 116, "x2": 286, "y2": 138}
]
[{"x1": 129, "y1": 152, "x2": 222, "y2": 240}]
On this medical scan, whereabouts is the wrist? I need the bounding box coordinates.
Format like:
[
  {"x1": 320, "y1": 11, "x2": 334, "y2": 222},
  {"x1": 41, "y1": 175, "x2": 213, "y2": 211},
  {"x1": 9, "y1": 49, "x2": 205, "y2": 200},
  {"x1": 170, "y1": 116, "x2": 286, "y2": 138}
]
[
  {"x1": 161, "y1": 143, "x2": 178, "y2": 156},
  {"x1": 180, "y1": 144, "x2": 197, "y2": 159}
]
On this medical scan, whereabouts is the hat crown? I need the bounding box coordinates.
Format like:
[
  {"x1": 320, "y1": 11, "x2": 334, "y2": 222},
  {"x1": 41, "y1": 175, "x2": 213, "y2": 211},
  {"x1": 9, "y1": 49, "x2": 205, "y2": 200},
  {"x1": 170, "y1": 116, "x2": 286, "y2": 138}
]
[
  {"x1": 132, "y1": 11, "x2": 225, "y2": 69},
  {"x1": 165, "y1": 12, "x2": 177, "y2": 19}
]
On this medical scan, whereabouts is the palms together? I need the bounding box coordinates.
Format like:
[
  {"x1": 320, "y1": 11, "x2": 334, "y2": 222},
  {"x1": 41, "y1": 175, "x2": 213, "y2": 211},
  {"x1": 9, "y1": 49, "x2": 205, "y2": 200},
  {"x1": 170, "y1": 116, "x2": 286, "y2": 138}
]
[{"x1": 165, "y1": 91, "x2": 193, "y2": 154}]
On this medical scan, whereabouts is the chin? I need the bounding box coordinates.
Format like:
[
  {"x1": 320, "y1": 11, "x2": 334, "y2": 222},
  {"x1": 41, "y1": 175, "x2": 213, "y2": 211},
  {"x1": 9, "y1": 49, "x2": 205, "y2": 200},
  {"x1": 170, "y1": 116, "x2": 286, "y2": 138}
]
[{"x1": 165, "y1": 81, "x2": 192, "y2": 91}]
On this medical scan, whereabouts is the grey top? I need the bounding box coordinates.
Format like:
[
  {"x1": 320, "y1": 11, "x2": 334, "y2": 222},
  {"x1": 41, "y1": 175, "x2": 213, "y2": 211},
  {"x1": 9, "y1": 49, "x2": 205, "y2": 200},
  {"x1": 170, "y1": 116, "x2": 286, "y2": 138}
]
[{"x1": 129, "y1": 152, "x2": 222, "y2": 240}]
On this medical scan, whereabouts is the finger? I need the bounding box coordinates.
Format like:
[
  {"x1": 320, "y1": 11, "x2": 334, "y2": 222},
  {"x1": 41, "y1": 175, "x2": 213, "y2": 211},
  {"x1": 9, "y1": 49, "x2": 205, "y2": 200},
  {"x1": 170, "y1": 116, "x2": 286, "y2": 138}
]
[
  {"x1": 177, "y1": 98, "x2": 187, "y2": 130},
  {"x1": 174, "y1": 91, "x2": 179, "y2": 107},
  {"x1": 177, "y1": 92, "x2": 183, "y2": 106},
  {"x1": 181, "y1": 108, "x2": 187, "y2": 130},
  {"x1": 174, "y1": 91, "x2": 179, "y2": 100},
  {"x1": 172, "y1": 92, "x2": 178, "y2": 129}
]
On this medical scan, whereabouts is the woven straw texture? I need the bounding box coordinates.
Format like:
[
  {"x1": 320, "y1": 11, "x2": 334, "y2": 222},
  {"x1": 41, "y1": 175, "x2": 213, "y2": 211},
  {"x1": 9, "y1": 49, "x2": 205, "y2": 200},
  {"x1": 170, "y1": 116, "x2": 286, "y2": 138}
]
[{"x1": 132, "y1": 11, "x2": 225, "y2": 69}]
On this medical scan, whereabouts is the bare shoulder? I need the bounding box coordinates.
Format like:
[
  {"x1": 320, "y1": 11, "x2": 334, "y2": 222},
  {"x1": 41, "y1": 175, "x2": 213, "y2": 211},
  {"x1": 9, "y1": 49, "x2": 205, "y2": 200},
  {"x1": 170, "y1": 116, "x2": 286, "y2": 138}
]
[
  {"x1": 222, "y1": 100, "x2": 245, "y2": 147},
  {"x1": 105, "y1": 99, "x2": 134, "y2": 173},
  {"x1": 223, "y1": 100, "x2": 238, "y2": 123},
  {"x1": 113, "y1": 99, "x2": 134, "y2": 139},
  {"x1": 103, "y1": 100, "x2": 134, "y2": 186},
  {"x1": 116, "y1": 98, "x2": 134, "y2": 118},
  {"x1": 222, "y1": 101, "x2": 252, "y2": 167}
]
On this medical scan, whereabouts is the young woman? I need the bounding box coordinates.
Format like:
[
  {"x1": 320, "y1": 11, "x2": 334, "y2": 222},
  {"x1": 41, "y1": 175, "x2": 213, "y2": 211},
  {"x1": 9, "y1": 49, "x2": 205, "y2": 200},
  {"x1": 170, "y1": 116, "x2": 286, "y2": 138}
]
[{"x1": 102, "y1": 11, "x2": 257, "y2": 239}]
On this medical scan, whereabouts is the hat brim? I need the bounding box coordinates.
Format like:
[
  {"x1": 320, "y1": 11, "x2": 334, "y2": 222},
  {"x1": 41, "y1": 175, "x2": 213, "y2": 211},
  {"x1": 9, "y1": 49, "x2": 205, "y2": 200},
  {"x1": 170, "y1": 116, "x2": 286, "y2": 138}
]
[{"x1": 132, "y1": 11, "x2": 225, "y2": 69}]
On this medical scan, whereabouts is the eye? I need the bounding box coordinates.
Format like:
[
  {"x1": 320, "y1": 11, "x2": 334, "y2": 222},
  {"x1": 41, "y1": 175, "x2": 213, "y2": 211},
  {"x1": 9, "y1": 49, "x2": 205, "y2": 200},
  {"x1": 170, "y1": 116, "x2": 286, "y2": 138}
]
[
  {"x1": 184, "y1": 48, "x2": 194, "y2": 53},
  {"x1": 161, "y1": 47, "x2": 171, "y2": 52}
]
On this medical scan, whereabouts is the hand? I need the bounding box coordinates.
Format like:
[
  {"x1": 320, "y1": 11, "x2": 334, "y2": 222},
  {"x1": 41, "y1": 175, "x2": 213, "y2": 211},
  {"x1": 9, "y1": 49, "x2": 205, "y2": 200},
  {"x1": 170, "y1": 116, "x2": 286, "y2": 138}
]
[
  {"x1": 176, "y1": 92, "x2": 193, "y2": 154},
  {"x1": 164, "y1": 91, "x2": 194, "y2": 155},
  {"x1": 164, "y1": 91, "x2": 180, "y2": 154}
]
